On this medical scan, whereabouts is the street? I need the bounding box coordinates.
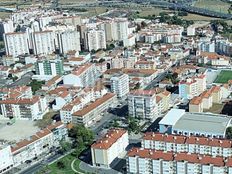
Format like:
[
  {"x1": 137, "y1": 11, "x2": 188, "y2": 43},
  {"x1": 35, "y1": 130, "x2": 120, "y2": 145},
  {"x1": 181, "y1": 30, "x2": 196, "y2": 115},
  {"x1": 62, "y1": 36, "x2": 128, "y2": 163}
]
[{"x1": 7, "y1": 72, "x2": 33, "y2": 88}]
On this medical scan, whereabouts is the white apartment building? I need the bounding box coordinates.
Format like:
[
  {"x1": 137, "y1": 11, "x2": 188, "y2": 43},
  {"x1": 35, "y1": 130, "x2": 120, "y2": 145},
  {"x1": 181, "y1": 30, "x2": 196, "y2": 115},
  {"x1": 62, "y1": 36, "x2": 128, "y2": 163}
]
[
  {"x1": 179, "y1": 74, "x2": 207, "y2": 100},
  {"x1": 57, "y1": 30, "x2": 81, "y2": 54},
  {"x1": 128, "y1": 89, "x2": 158, "y2": 121},
  {"x1": 187, "y1": 25, "x2": 195, "y2": 36},
  {"x1": 127, "y1": 147, "x2": 231, "y2": 174},
  {"x1": 0, "y1": 145, "x2": 14, "y2": 174},
  {"x1": 91, "y1": 128, "x2": 129, "y2": 168},
  {"x1": 32, "y1": 30, "x2": 56, "y2": 55},
  {"x1": 12, "y1": 121, "x2": 68, "y2": 167},
  {"x1": 4, "y1": 32, "x2": 30, "y2": 57},
  {"x1": 114, "y1": 18, "x2": 129, "y2": 40},
  {"x1": 110, "y1": 73, "x2": 129, "y2": 98},
  {"x1": 63, "y1": 63, "x2": 98, "y2": 87},
  {"x1": 142, "y1": 132, "x2": 232, "y2": 158},
  {"x1": 0, "y1": 96, "x2": 48, "y2": 120},
  {"x1": 0, "y1": 20, "x2": 14, "y2": 39},
  {"x1": 72, "y1": 93, "x2": 117, "y2": 127},
  {"x1": 85, "y1": 29, "x2": 106, "y2": 51}
]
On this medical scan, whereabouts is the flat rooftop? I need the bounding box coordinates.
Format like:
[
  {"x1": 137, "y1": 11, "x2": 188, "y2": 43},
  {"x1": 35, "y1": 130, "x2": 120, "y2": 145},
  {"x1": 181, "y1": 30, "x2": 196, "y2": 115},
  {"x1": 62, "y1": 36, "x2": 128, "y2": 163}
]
[
  {"x1": 173, "y1": 112, "x2": 231, "y2": 135},
  {"x1": 159, "y1": 109, "x2": 185, "y2": 126}
]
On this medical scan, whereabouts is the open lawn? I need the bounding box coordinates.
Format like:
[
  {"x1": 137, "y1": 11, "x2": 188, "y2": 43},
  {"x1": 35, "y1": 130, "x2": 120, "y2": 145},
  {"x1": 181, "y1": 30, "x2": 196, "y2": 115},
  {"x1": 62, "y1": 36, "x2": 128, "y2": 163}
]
[
  {"x1": 204, "y1": 103, "x2": 224, "y2": 114},
  {"x1": 194, "y1": 0, "x2": 231, "y2": 14},
  {"x1": 214, "y1": 70, "x2": 232, "y2": 83},
  {"x1": 39, "y1": 154, "x2": 85, "y2": 174}
]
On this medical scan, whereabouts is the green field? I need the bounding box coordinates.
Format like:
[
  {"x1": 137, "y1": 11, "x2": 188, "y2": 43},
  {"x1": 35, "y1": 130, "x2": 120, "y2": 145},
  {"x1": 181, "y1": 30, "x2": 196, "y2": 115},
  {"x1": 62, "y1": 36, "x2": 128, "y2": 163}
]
[
  {"x1": 214, "y1": 70, "x2": 232, "y2": 83},
  {"x1": 194, "y1": 0, "x2": 231, "y2": 14}
]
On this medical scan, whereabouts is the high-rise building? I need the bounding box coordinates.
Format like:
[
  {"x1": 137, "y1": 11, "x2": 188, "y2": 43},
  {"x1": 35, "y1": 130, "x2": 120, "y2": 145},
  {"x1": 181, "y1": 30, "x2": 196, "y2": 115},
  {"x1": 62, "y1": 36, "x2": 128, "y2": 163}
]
[
  {"x1": 84, "y1": 29, "x2": 106, "y2": 51},
  {"x1": 57, "y1": 30, "x2": 81, "y2": 54},
  {"x1": 128, "y1": 89, "x2": 157, "y2": 121},
  {"x1": 0, "y1": 20, "x2": 14, "y2": 40},
  {"x1": 35, "y1": 58, "x2": 64, "y2": 76},
  {"x1": 110, "y1": 74, "x2": 129, "y2": 98},
  {"x1": 4, "y1": 32, "x2": 30, "y2": 57},
  {"x1": 32, "y1": 30, "x2": 56, "y2": 55}
]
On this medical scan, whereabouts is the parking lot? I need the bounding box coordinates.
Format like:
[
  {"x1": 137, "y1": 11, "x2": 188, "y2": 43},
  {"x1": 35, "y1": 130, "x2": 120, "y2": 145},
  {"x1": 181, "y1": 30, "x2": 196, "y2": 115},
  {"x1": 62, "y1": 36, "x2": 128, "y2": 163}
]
[{"x1": 0, "y1": 120, "x2": 39, "y2": 142}]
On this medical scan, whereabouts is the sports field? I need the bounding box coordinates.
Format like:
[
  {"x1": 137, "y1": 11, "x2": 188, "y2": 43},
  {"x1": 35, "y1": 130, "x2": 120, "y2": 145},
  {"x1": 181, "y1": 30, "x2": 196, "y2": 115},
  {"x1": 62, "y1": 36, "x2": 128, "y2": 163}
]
[{"x1": 214, "y1": 70, "x2": 232, "y2": 83}]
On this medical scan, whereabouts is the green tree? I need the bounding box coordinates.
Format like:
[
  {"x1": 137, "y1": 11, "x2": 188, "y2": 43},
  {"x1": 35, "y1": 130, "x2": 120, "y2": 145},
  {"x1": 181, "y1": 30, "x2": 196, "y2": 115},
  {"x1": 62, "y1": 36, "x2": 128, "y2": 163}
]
[
  {"x1": 68, "y1": 125, "x2": 94, "y2": 147},
  {"x1": 226, "y1": 127, "x2": 232, "y2": 139},
  {"x1": 57, "y1": 161, "x2": 65, "y2": 169},
  {"x1": 60, "y1": 141, "x2": 72, "y2": 152},
  {"x1": 127, "y1": 117, "x2": 141, "y2": 134}
]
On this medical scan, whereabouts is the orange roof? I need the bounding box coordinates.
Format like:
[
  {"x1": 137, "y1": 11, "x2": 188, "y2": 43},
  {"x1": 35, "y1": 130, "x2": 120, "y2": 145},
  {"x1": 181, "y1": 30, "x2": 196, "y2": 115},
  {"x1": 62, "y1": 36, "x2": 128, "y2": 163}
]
[
  {"x1": 156, "y1": 96, "x2": 162, "y2": 103},
  {"x1": 72, "y1": 64, "x2": 92, "y2": 76},
  {"x1": 190, "y1": 96, "x2": 202, "y2": 105},
  {"x1": 0, "y1": 96, "x2": 40, "y2": 105},
  {"x1": 210, "y1": 86, "x2": 221, "y2": 93},
  {"x1": 130, "y1": 89, "x2": 156, "y2": 96},
  {"x1": 72, "y1": 93, "x2": 115, "y2": 117},
  {"x1": 143, "y1": 132, "x2": 232, "y2": 148},
  {"x1": 127, "y1": 148, "x2": 173, "y2": 161},
  {"x1": 91, "y1": 128, "x2": 127, "y2": 149}
]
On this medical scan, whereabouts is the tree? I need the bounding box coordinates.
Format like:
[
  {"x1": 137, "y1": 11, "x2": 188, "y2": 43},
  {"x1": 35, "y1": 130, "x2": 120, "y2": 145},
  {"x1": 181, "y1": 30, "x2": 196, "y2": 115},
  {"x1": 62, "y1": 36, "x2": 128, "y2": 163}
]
[
  {"x1": 60, "y1": 141, "x2": 72, "y2": 152},
  {"x1": 141, "y1": 21, "x2": 147, "y2": 28},
  {"x1": 57, "y1": 161, "x2": 65, "y2": 169},
  {"x1": 99, "y1": 58, "x2": 105, "y2": 63},
  {"x1": 134, "y1": 83, "x2": 140, "y2": 90},
  {"x1": 127, "y1": 117, "x2": 141, "y2": 134},
  {"x1": 226, "y1": 127, "x2": 232, "y2": 139},
  {"x1": 68, "y1": 125, "x2": 94, "y2": 147}
]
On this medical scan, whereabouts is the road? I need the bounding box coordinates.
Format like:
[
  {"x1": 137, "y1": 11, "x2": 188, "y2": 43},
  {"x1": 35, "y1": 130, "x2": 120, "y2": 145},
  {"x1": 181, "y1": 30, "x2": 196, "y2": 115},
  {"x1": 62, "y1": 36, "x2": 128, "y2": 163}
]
[
  {"x1": 7, "y1": 72, "x2": 33, "y2": 88},
  {"x1": 145, "y1": 71, "x2": 168, "y2": 90},
  {"x1": 18, "y1": 153, "x2": 63, "y2": 174}
]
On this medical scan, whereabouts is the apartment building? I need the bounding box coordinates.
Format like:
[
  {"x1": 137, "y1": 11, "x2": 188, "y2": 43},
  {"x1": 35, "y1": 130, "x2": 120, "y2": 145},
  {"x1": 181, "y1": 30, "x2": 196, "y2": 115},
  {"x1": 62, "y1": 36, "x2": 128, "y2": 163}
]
[
  {"x1": 31, "y1": 30, "x2": 56, "y2": 55},
  {"x1": 0, "y1": 145, "x2": 14, "y2": 174},
  {"x1": 198, "y1": 52, "x2": 230, "y2": 66},
  {"x1": 179, "y1": 74, "x2": 206, "y2": 100},
  {"x1": 189, "y1": 85, "x2": 222, "y2": 113},
  {"x1": 12, "y1": 121, "x2": 67, "y2": 167},
  {"x1": 127, "y1": 147, "x2": 232, "y2": 174},
  {"x1": 57, "y1": 30, "x2": 81, "y2": 54},
  {"x1": 63, "y1": 64, "x2": 98, "y2": 87},
  {"x1": 0, "y1": 96, "x2": 48, "y2": 120},
  {"x1": 135, "y1": 60, "x2": 156, "y2": 70},
  {"x1": 91, "y1": 128, "x2": 128, "y2": 168},
  {"x1": 216, "y1": 40, "x2": 232, "y2": 56},
  {"x1": 110, "y1": 73, "x2": 129, "y2": 98},
  {"x1": 84, "y1": 29, "x2": 106, "y2": 51},
  {"x1": 4, "y1": 32, "x2": 29, "y2": 57},
  {"x1": 60, "y1": 85, "x2": 108, "y2": 123},
  {"x1": 72, "y1": 93, "x2": 116, "y2": 127},
  {"x1": 128, "y1": 89, "x2": 158, "y2": 121},
  {"x1": 0, "y1": 20, "x2": 14, "y2": 40},
  {"x1": 35, "y1": 58, "x2": 64, "y2": 76},
  {"x1": 142, "y1": 132, "x2": 232, "y2": 158}
]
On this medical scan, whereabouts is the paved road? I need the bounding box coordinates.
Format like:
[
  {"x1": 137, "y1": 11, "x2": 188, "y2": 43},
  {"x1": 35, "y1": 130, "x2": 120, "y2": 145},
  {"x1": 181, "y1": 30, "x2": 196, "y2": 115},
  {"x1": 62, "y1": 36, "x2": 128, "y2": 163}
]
[
  {"x1": 19, "y1": 153, "x2": 64, "y2": 174},
  {"x1": 7, "y1": 72, "x2": 34, "y2": 88}
]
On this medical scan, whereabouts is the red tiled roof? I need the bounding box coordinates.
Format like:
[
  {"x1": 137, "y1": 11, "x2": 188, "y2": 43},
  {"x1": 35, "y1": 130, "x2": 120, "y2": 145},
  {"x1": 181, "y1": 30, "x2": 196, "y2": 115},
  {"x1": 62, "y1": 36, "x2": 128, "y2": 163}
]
[{"x1": 91, "y1": 128, "x2": 127, "y2": 149}]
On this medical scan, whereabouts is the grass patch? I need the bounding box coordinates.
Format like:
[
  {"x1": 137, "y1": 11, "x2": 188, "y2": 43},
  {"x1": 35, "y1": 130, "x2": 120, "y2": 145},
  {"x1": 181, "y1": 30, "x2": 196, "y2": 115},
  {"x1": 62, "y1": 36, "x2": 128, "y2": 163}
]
[
  {"x1": 214, "y1": 70, "x2": 232, "y2": 83},
  {"x1": 42, "y1": 154, "x2": 76, "y2": 174},
  {"x1": 39, "y1": 154, "x2": 86, "y2": 174},
  {"x1": 34, "y1": 110, "x2": 58, "y2": 128},
  {"x1": 194, "y1": 0, "x2": 231, "y2": 14},
  {"x1": 204, "y1": 103, "x2": 224, "y2": 114}
]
